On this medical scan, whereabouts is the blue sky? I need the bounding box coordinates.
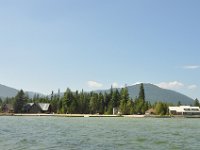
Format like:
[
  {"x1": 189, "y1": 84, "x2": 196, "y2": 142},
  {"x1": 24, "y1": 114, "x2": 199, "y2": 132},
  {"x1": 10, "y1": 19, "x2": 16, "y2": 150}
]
[{"x1": 0, "y1": 0, "x2": 200, "y2": 99}]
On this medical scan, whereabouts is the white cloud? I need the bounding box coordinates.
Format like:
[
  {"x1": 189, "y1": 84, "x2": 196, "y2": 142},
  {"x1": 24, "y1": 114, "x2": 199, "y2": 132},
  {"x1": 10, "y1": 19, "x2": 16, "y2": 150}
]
[
  {"x1": 183, "y1": 65, "x2": 200, "y2": 69},
  {"x1": 156, "y1": 81, "x2": 184, "y2": 89},
  {"x1": 132, "y1": 82, "x2": 142, "y2": 85},
  {"x1": 112, "y1": 82, "x2": 119, "y2": 88},
  {"x1": 188, "y1": 84, "x2": 197, "y2": 90},
  {"x1": 87, "y1": 81, "x2": 103, "y2": 88}
]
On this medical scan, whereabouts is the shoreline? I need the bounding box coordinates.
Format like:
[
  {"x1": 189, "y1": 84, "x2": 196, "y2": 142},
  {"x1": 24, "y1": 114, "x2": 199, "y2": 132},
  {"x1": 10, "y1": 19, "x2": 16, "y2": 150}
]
[
  {"x1": 1, "y1": 113, "x2": 200, "y2": 118},
  {"x1": 0, "y1": 113, "x2": 145, "y2": 118},
  {"x1": 0, "y1": 113, "x2": 166, "y2": 118}
]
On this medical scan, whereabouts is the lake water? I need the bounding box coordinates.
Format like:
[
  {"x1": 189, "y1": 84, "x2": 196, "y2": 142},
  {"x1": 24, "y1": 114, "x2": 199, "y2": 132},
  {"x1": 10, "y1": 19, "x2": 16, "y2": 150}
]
[{"x1": 0, "y1": 116, "x2": 200, "y2": 150}]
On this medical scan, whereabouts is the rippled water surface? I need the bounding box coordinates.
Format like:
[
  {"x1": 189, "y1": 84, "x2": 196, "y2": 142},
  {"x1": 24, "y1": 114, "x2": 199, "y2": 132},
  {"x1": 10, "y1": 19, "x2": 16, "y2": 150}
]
[{"x1": 0, "y1": 116, "x2": 200, "y2": 150}]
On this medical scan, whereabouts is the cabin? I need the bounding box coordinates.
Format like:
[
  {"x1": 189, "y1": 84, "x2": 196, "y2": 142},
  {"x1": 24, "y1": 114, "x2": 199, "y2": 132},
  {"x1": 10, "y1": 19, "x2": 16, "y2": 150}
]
[
  {"x1": 2, "y1": 104, "x2": 14, "y2": 113},
  {"x1": 26, "y1": 103, "x2": 51, "y2": 114},
  {"x1": 145, "y1": 108, "x2": 156, "y2": 115},
  {"x1": 169, "y1": 106, "x2": 200, "y2": 115},
  {"x1": 23, "y1": 103, "x2": 34, "y2": 113}
]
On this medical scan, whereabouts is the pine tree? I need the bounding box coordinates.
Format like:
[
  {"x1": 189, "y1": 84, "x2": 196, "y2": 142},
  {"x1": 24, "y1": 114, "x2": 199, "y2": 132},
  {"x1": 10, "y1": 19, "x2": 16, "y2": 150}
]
[
  {"x1": 58, "y1": 98, "x2": 63, "y2": 113},
  {"x1": 89, "y1": 93, "x2": 99, "y2": 114},
  {"x1": 120, "y1": 87, "x2": 129, "y2": 102},
  {"x1": 111, "y1": 89, "x2": 120, "y2": 108},
  {"x1": 194, "y1": 98, "x2": 200, "y2": 106},
  {"x1": 119, "y1": 87, "x2": 130, "y2": 114},
  {"x1": 0, "y1": 98, "x2": 2, "y2": 106},
  {"x1": 134, "y1": 83, "x2": 148, "y2": 114},
  {"x1": 177, "y1": 101, "x2": 181, "y2": 106},
  {"x1": 104, "y1": 92, "x2": 110, "y2": 113},
  {"x1": 14, "y1": 90, "x2": 26, "y2": 113},
  {"x1": 63, "y1": 88, "x2": 73, "y2": 113},
  {"x1": 79, "y1": 89, "x2": 84, "y2": 114},
  {"x1": 98, "y1": 92, "x2": 104, "y2": 114},
  {"x1": 138, "y1": 83, "x2": 145, "y2": 101}
]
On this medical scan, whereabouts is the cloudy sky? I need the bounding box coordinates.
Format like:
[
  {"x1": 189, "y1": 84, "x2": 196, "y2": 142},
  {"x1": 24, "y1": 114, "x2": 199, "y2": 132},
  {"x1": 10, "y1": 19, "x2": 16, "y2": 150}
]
[{"x1": 0, "y1": 0, "x2": 200, "y2": 99}]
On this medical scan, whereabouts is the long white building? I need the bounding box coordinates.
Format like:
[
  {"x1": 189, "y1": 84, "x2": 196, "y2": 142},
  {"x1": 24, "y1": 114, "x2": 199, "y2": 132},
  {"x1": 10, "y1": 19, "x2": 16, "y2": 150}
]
[{"x1": 169, "y1": 106, "x2": 200, "y2": 115}]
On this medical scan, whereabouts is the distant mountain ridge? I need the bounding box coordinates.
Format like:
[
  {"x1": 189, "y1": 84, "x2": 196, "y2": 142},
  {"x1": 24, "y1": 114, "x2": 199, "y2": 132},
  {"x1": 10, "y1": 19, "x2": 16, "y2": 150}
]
[
  {"x1": 0, "y1": 84, "x2": 18, "y2": 98},
  {"x1": 0, "y1": 84, "x2": 43, "y2": 99},
  {"x1": 96, "y1": 83, "x2": 194, "y2": 105},
  {"x1": 127, "y1": 83, "x2": 194, "y2": 105},
  {"x1": 0, "y1": 83, "x2": 194, "y2": 105}
]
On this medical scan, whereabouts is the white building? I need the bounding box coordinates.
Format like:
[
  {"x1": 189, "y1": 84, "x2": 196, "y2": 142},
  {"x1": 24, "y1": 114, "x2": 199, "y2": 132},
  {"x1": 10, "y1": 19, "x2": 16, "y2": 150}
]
[
  {"x1": 169, "y1": 106, "x2": 200, "y2": 115},
  {"x1": 113, "y1": 107, "x2": 121, "y2": 115}
]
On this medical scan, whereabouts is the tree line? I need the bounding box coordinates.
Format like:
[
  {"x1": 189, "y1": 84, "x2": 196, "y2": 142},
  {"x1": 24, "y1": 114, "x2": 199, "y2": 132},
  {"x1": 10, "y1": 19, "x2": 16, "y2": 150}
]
[{"x1": 0, "y1": 83, "x2": 199, "y2": 115}]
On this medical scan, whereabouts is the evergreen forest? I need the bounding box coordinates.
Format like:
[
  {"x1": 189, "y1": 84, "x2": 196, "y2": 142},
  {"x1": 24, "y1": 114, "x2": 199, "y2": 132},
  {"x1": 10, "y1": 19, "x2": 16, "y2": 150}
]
[{"x1": 0, "y1": 83, "x2": 199, "y2": 115}]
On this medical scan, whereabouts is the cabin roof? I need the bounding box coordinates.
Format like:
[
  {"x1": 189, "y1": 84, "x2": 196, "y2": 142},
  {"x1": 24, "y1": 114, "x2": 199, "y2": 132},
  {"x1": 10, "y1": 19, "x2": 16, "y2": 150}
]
[
  {"x1": 27, "y1": 103, "x2": 34, "y2": 106},
  {"x1": 37, "y1": 103, "x2": 50, "y2": 111}
]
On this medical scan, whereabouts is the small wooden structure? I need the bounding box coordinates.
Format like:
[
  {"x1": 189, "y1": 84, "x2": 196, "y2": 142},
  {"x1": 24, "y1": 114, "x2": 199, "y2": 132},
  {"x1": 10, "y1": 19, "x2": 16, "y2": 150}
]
[
  {"x1": 113, "y1": 107, "x2": 121, "y2": 115},
  {"x1": 145, "y1": 108, "x2": 156, "y2": 115},
  {"x1": 2, "y1": 104, "x2": 14, "y2": 113}
]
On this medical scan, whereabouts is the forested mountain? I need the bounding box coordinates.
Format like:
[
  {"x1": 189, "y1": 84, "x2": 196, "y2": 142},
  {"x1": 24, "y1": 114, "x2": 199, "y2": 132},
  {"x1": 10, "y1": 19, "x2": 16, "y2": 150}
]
[
  {"x1": 97, "y1": 83, "x2": 194, "y2": 105},
  {"x1": 0, "y1": 83, "x2": 196, "y2": 115},
  {"x1": 0, "y1": 83, "x2": 194, "y2": 105}
]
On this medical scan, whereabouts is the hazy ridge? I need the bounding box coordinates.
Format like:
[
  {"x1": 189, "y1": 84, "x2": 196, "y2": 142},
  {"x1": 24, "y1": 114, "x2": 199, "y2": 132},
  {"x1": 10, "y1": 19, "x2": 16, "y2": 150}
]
[
  {"x1": 96, "y1": 83, "x2": 194, "y2": 105},
  {"x1": 0, "y1": 83, "x2": 194, "y2": 105}
]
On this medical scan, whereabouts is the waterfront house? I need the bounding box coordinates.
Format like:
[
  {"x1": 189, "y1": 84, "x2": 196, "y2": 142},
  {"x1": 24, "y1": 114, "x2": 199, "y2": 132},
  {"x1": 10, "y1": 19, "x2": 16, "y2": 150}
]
[
  {"x1": 23, "y1": 103, "x2": 34, "y2": 113},
  {"x1": 169, "y1": 106, "x2": 200, "y2": 115},
  {"x1": 2, "y1": 104, "x2": 14, "y2": 113},
  {"x1": 27, "y1": 103, "x2": 51, "y2": 113}
]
